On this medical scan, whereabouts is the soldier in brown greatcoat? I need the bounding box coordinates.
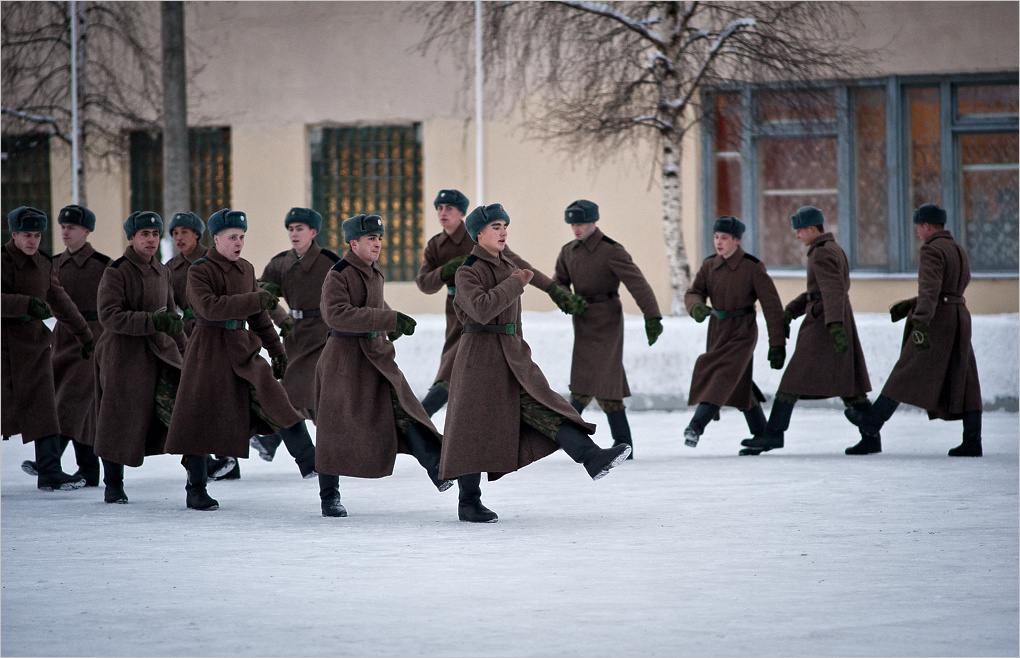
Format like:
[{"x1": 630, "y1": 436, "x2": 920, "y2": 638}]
[
  {"x1": 415, "y1": 189, "x2": 586, "y2": 416},
  {"x1": 2, "y1": 206, "x2": 93, "y2": 491},
  {"x1": 554, "y1": 199, "x2": 662, "y2": 459},
  {"x1": 248, "y1": 208, "x2": 333, "y2": 476},
  {"x1": 740, "y1": 206, "x2": 874, "y2": 456},
  {"x1": 682, "y1": 215, "x2": 786, "y2": 448},
  {"x1": 440, "y1": 204, "x2": 631, "y2": 523},
  {"x1": 93, "y1": 211, "x2": 187, "y2": 503},
  {"x1": 844, "y1": 204, "x2": 983, "y2": 457},
  {"x1": 166, "y1": 208, "x2": 306, "y2": 511},
  {"x1": 314, "y1": 214, "x2": 452, "y2": 518}
]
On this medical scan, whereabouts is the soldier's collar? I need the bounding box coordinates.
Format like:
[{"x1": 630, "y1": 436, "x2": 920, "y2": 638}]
[
  {"x1": 808, "y1": 232, "x2": 835, "y2": 254},
  {"x1": 123, "y1": 244, "x2": 161, "y2": 273},
  {"x1": 295, "y1": 241, "x2": 321, "y2": 272},
  {"x1": 580, "y1": 227, "x2": 604, "y2": 252},
  {"x1": 185, "y1": 244, "x2": 208, "y2": 265},
  {"x1": 927, "y1": 230, "x2": 953, "y2": 244},
  {"x1": 206, "y1": 245, "x2": 244, "y2": 272},
  {"x1": 439, "y1": 221, "x2": 468, "y2": 246},
  {"x1": 714, "y1": 246, "x2": 745, "y2": 270},
  {"x1": 5, "y1": 240, "x2": 39, "y2": 268},
  {"x1": 470, "y1": 244, "x2": 504, "y2": 265},
  {"x1": 65, "y1": 242, "x2": 95, "y2": 267},
  {"x1": 342, "y1": 248, "x2": 382, "y2": 276}
]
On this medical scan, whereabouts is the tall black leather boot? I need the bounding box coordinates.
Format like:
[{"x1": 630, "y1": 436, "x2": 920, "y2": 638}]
[
  {"x1": 21, "y1": 436, "x2": 71, "y2": 478},
  {"x1": 844, "y1": 394, "x2": 898, "y2": 437},
  {"x1": 207, "y1": 455, "x2": 240, "y2": 480},
  {"x1": 845, "y1": 400, "x2": 883, "y2": 455},
  {"x1": 949, "y1": 410, "x2": 983, "y2": 457},
  {"x1": 250, "y1": 433, "x2": 282, "y2": 462},
  {"x1": 740, "y1": 400, "x2": 795, "y2": 454},
  {"x1": 319, "y1": 473, "x2": 347, "y2": 517},
  {"x1": 684, "y1": 403, "x2": 719, "y2": 448},
  {"x1": 458, "y1": 472, "x2": 497, "y2": 523},
  {"x1": 554, "y1": 422, "x2": 630, "y2": 480},
  {"x1": 569, "y1": 397, "x2": 587, "y2": 415},
  {"x1": 278, "y1": 421, "x2": 317, "y2": 478},
  {"x1": 71, "y1": 439, "x2": 101, "y2": 487},
  {"x1": 102, "y1": 459, "x2": 128, "y2": 504},
  {"x1": 185, "y1": 455, "x2": 219, "y2": 511},
  {"x1": 35, "y1": 435, "x2": 86, "y2": 491},
  {"x1": 744, "y1": 404, "x2": 767, "y2": 437},
  {"x1": 420, "y1": 384, "x2": 449, "y2": 418},
  {"x1": 403, "y1": 423, "x2": 454, "y2": 491},
  {"x1": 606, "y1": 409, "x2": 634, "y2": 459}
]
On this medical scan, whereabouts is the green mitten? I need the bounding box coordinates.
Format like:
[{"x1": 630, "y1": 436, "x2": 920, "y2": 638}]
[
  {"x1": 151, "y1": 312, "x2": 172, "y2": 334},
  {"x1": 690, "y1": 303, "x2": 711, "y2": 323},
  {"x1": 828, "y1": 321, "x2": 848, "y2": 354},
  {"x1": 279, "y1": 316, "x2": 295, "y2": 339},
  {"x1": 889, "y1": 299, "x2": 912, "y2": 323},
  {"x1": 272, "y1": 353, "x2": 288, "y2": 379},
  {"x1": 387, "y1": 330, "x2": 403, "y2": 342},
  {"x1": 259, "y1": 290, "x2": 279, "y2": 311},
  {"x1": 783, "y1": 306, "x2": 796, "y2": 339},
  {"x1": 546, "y1": 285, "x2": 574, "y2": 315},
  {"x1": 768, "y1": 345, "x2": 786, "y2": 370},
  {"x1": 568, "y1": 294, "x2": 588, "y2": 316},
  {"x1": 440, "y1": 255, "x2": 468, "y2": 282},
  {"x1": 168, "y1": 313, "x2": 184, "y2": 335},
  {"x1": 396, "y1": 312, "x2": 416, "y2": 336},
  {"x1": 260, "y1": 282, "x2": 284, "y2": 298},
  {"x1": 911, "y1": 320, "x2": 930, "y2": 351},
  {"x1": 27, "y1": 297, "x2": 52, "y2": 320},
  {"x1": 79, "y1": 339, "x2": 95, "y2": 360},
  {"x1": 645, "y1": 317, "x2": 663, "y2": 346}
]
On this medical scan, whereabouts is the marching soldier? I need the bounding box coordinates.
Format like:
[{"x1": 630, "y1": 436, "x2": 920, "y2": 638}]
[
  {"x1": 166, "y1": 209, "x2": 307, "y2": 511},
  {"x1": 844, "y1": 204, "x2": 983, "y2": 457},
  {"x1": 440, "y1": 204, "x2": 631, "y2": 523},
  {"x1": 93, "y1": 211, "x2": 187, "y2": 503},
  {"x1": 415, "y1": 189, "x2": 586, "y2": 416},
  {"x1": 683, "y1": 215, "x2": 786, "y2": 448},
  {"x1": 740, "y1": 206, "x2": 874, "y2": 455},
  {"x1": 2, "y1": 206, "x2": 93, "y2": 491},
  {"x1": 554, "y1": 199, "x2": 663, "y2": 458},
  {"x1": 314, "y1": 213, "x2": 452, "y2": 518}
]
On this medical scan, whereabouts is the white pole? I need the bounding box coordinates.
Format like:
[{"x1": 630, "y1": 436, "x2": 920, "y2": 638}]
[
  {"x1": 69, "y1": 0, "x2": 80, "y2": 204},
  {"x1": 474, "y1": 0, "x2": 483, "y2": 206}
]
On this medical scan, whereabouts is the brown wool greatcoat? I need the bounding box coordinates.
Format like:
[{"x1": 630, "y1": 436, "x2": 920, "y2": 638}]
[
  {"x1": 415, "y1": 220, "x2": 555, "y2": 384},
  {"x1": 439, "y1": 245, "x2": 597, "y2": 481},
  {"x1": 2, "y1": 241, "x2": 93, "y2": 443},
  {"x1": 881, "y1": 230, "x2": 981, "y2": 419},
  {"x1": 314, "y1": 250, "x2": 442, "y2": 478},
  {"x1": 166, "y1": 247, "x2": 303, "y2": 458},
  {"x1": 259, "y1": 241, "x2": 339, "y2": 413},
  {"x1": 779, "y1": 233, "x2": 871, "y2": 400},
  {"x1": 168, "y1": 244, "x2": 208, "y2": 337},
  {"x1": 684, "y1": 247, "x2": 786, "y2": 410},
  {"x1": 93, "y1": 247, "x2": 186, "y2": 466},
  {"x1": 554, "y1": 227, "x2": 661, "y2": 400},
  {"x1": 52, "y1": 243, "x2": 111, "y2": 445}
]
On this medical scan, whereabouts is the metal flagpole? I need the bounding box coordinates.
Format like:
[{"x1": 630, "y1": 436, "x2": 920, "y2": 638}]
[
  {"x1": 69, "y1": 0, "x2": 81, "y2": 204},
  {"x1": 474, "y1": 0, "x2": 483, "y2": 206}
]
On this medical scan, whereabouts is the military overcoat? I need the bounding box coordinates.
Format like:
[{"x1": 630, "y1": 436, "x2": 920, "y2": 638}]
[
  {"x1": 314, "y1": 250, "x2": 442, "y2": 478},
  {"x1": 415, "y1": 220, "x2": 555, "y2": 384},
  {"x1": 52, "y1": 243, "x2": 111, "y2": 445},
  {"x1": 778, "y1": 233, "x2": 871, "y2": 399},
  {"x1": 259, "y1": 241, "x2": 339, "y2": 414},
  {"x1": 881, "y1": 230, "x2": 981, "y2": 419},
  {"x1": 684, "y1": 247, "x2": 785, "y2": 410},
  {"x1": 168, "y1": 244, "x2": 208, "y2": 336},
  {"x1": 93, "y1": 246, "x2": 186, "y2": 466},
  {"x1": 553, "y1": 227, "x2": 661, "y2": 400},
  {"x1": 439, "y1": 245, "x2": 596, "y2": 481},
  {"x1": 166, "y1": 247, "x2": 303, "y2": 458},
  {"x1": 1, "y1": 241, "x2": 92, "y2": 442}
]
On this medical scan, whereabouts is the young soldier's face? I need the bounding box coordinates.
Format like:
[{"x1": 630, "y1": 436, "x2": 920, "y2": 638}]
[
  {"x1": 349, "y1": 233, "x2": 383, "y2": 263},
  {"x1": 172, "y1": 226, "x2": 200, "y2": 255},
  {"x1": 915, "y1": 222, "x2": 940, "y2": 243},
  {"x1": 571, "y1": 222, "x2": 597, "y2": 241},
  {"x1": 12, "y1": 231, "x2": 42, "y2": 256},
  {"x1": 129, "y1": 228, "x2": 161, "y2": 259},
  {"x1": 436, "y1": 204, "x2": 464, "y2": 232},
  {"x1": 214, "y1": 228, "x2": 246, "y2": 261},
  {"x1": 61, "y1": 224, "x2": 90, "y2": 252},
  {"x1": 477, "y1": 221, "x2": 508, "y2": 254},
  {"x1": 795, "y1": 226, "x2": 821, "y2": 246},
  {"x1": 713, "y1": 232, "x2": 740, "y2": 259},
  {"x1": 288, "y1": 223, "x2": 318, "y2": 256}
]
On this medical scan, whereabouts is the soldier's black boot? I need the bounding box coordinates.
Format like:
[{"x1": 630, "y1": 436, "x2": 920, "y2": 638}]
[
  {"x1": 249, "y1": 433, "x2": 282, "y2": 462},
  {"x1": 949, "y1": 410, "x2": 983, "y2": 457},
  {"x1": 207, "y1": 455, "x2": 239, "y2": 480},
  {"x1": 420, "y1": 384, "x2": 449, "y2": 418},
  {"x1": 71, "y1": 439, "x2": 101, "y2": 486},
  {"x1": 102, "y1": 459, "x2": 128, "y2": 504},
  {"x1": 740, "y1": 400, "x2": 795, "y2": 454},
  {"x1": 403, "y1": 423, "x2": 454, "y2": 492},
  {"x1": 569, "y1": 397, "x2": 588, "y2": 415},
  {"x1": 185, "y1": 455, "x2": 219, "y2": 511},
  {"x1": 684, "y1": 403, "x2": 719, "y2": 448},
  {"x1": 458, "y1": 472, "x2": 497, "y2": 523},
  {"x1": 22, "y1": 435, "x2": 72, "y2": 478},
  {"x1": 844, "y1": 400, "x2": 883, "y2": 455},
  {"x1": 35, "y1": 435, "x2": 86, "y2": 491},
  {"x1": 319, "y1": 473, "x2": 347, "y2": 517},
  {"x1": 278, "y1": 421, "x2": 317, "y2": 478},
  {"x1": 554, "y1": 422, "x2": 631, "y2": 480},
  {"x1": 606, "y1": 409, "x2": 634, "y2": 459},
  {"x1": 844, "y1": 394, "x2": 898, "y2": 437},
  {"x1": 743, "y1": 404, "x2": 767, "y2": 438}
]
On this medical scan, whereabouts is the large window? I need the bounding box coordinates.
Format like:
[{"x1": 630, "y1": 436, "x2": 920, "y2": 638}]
[
  {"x1": 310, "y1": 125, "x2": 423, "y2": 282},
  {"x1": 704, "y1": 75, "x2": 1019, "y2": 273},
  {"x1": 1, "y1": 133, "x2": 53, "y2": 254}
]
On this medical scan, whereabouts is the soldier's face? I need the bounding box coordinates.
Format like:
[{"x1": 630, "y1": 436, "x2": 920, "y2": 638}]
[
  {"x1": 214, "y1": 228, "x2": 246, "y2": 261},
  {"x1": 477, "y1": 221, "x2": 508, "y2": 254},
  {"x1": 571, "y1": 222, "x2": 597, "y2": 241},
  {"x1": 795, "y1": 226, "x2": 821, "y2": 246},
  {"x1": 713, "y1": 232, "x2": 740, "y2": 259},
  {"x1": 172, "y1": 226, "x2": 200, "y2": 255},
  {"x1": 915, "y1": 222, "x2": 939, "y2": 243},
  {"x1": 288, "y1": 223, "x2": 318, "y2": 256},
  {"x1": 129, "y1": 228, "x2": 161, "y2": 259},
  {"x1": 349, "y1": 233, "x2": 383, "y2": 263},
  {"x1": 436, "y1": 204, "x2": 464, "y2": 232},
  {"x1": 61, "y1": 224, "x2": 90, "y2": 251},
  {"x1": 12, "y1": 231, "x2": 42, "y2": 255}
]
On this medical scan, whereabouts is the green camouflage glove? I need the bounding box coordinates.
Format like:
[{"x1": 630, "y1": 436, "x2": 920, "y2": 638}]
[
  {"x1": 645, "y1": 317, "x2": 663, "y2": 346},
  {"x1": 911, "y1": 320, "x2": 930, "y2": 351},
  {"x1": 260, "y1": 282, "x2": 284, "y2": 298},
  {"x1": 259, "y1": 290, "x2": 279, "y2": 311},
  {"x1": 396, "y1": 312, "x2": 416, "y2": 336},
  {"x1": 279, "y1": 316, "x2": 295, "y2": 339},
  {"x1": 271, "y1": 353, "x2": 288, "y2": 379},
  {"x1": 27, "y1": 297, "x2": 52, "y2": 320},
  {"x1": 889, "y1": 299, "x2": 912, "y2": 323},
  {"x1": 168, "y1": 313, "x2": 184, "y2": 335},
  {"x1": 828, "y1": 321, "x2": 848, "y2": 354},
  {"x1": 440, "y1": 255, "x2": 468, "y2": 282},
  {"x1": 690, "y1": 303, "x2": 711, "y2": 323},
  {"x1": 387, "y1": 329, "x2": 403, "y2": 342},
  {"x1": 151, "y1": 312, "x2": 173, "y2": 334},
  {"x1": 546, "y1": 285, "x2": 574, "y2": 315},
  {"x1": 568, "y1": 294, "x2": 588, "y2": 316},
  {"x1": 767, "y1": 345, "x2": 786, "y2": 370},
  {"x1": 783, "y1": 306, "x2": 796, "y2": 339},
  {"x1": 79, "y1": 339, "x2": 95, "y2": 360}
]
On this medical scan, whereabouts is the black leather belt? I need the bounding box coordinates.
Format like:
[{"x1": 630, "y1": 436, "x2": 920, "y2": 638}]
[
  {"x1": 288, "y1": 308, "x2": 321, "y2": 320},
  {"x1": 330, "y1": 329, "x2": 379, "y2": 339},
  {"x1": 195, "y1": 318, "x2": 246, "y2": 330},
  {"x1": 463, "y1": 323, "x2": 516, "y2": 335},
  {"x1": 805, "y1": 292, "x2": 823, "y2": 301},
  {"x1": 584, "y1": 292, "x2": 619, "y2": 303},
  {"x1": 711, "y1": 305, "x2": 755, "y2": 319},
  {"x1": 80, "y1": 310, "x2": 99, "y2": 321}
]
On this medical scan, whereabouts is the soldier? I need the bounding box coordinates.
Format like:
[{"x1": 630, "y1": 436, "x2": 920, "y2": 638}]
[
  {"x1": 166, "y1": 208, "x2": 307, "y2": 511},
  {"x1": 415, "y1": 189, "x2": 586, "y2": 416},
  {"x1": 314, "y1": 213, "x2": 452, "y2": 518},
  {"x1": 93, "y1": 211, "x2": 187, "y2": 503},
  {"x1": 248, "y1": 207, "x2": 332, "y2": 478},
  {"x1": 554, "y1": 199, "x2": 663, "y2": 458},
  {"x1": 844, "y1": 204, "x2": 983, "y2": 457},
  {"x1": 2, "y1": 206, "x2": 93, "y2": 491},
  {"x1": 440, "y1": 204, "x2": 631, "y2": 523},
  {"x1": 740, "y1": 206, "x2": 874, "y2": 456},
  {"x1": 683, "y1": 216, "x2": 786, "y2": 448}
]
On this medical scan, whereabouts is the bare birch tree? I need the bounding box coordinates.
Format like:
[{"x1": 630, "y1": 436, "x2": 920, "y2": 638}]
[{"x1": 414, "y1": 1, "x2": 872, "y2": 314}]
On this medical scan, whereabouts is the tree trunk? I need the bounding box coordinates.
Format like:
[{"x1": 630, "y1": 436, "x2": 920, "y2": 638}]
[
  {"x1": 161, "y1": 1, "x2": 188, "y2": 261},
  {"x1": 660, "y1": 133, "x2": 690, "y2": 316}
]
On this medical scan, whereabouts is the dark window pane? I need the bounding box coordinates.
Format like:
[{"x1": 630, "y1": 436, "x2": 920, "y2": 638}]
[
  {"x1": 959, "y1": 132, "x2": 1019, "y2": 271},
  {"x1": 907, "y1": 87, "x2": 942, "y2": 266},
  {"x1": 957, "y1": 84, "x2": 1019, "y2": 118},
  {"x1": 712, "y1": 93, "x2": 742, "y2": 219},
  {"x1": 756, "y1": 90, "x2": 836, "y2": 123},
  {"x1": 853, "y1": 87, "x2": 888, "y2": 268},
  {"x1": 1, "y1": 133, "x2": 52, "y2": 254}
]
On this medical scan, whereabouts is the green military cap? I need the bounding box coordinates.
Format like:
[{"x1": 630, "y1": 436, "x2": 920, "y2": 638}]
[
  {"x1": 123, "y1": 211, "x2": 163, "y2": 238},
  {"x1": 7, "y1": 206, "x2": 48, "y2": 233},
  {"x1": 208, "y1": 208, "x2": 248, "y2": 236},
  {"x1": 342, "y1": 214, "x2": 385, "y2": 243}
]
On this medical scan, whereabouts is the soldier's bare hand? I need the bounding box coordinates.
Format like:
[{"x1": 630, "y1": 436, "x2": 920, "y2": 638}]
[{"x1": 511, "y1": 268, "x2": 534, "y2": 287}]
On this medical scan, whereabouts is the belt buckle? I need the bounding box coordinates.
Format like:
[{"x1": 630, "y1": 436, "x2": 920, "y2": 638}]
[
  {"x1": 447, "y1": 286, "x2": 456, "y2": 296},
  {"x1": 367, "y1": 332, "x2": 378, "y2": 338},
  {"x1": 225, "y1": 319, "x2": 238, "y2": 330},
  {"x1": 290, "y1": 309, "x2": 304, "y2": 320},
  {"x1": 505, "y1": 324, "x2": 515, "y2": 335}
]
